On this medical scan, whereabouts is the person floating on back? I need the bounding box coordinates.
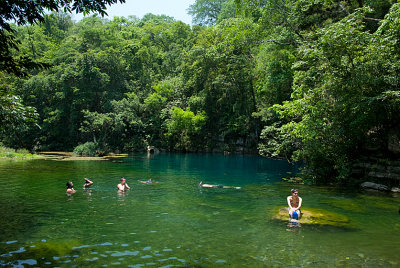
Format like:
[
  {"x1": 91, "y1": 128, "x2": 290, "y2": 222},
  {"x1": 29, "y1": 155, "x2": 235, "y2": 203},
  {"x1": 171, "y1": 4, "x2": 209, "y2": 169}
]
[
  {"x1": 287, "y1": 188, "x2": 302, "y2": 220},
  {"x1": 66, "y1": 181, "x2": 76, "y2": 195},
  {"x1": 139, "y1": 179, "x2": 158, "y2": 184},
  {"x1": 198, "y1": 181, "x2": 241, "y2": 189},
  {"x1": 117, "y1": 177, "x2": 130, "y2": 191},
  {"x1": 83, "y1": 178, "x2": 93, "y2": 188}
]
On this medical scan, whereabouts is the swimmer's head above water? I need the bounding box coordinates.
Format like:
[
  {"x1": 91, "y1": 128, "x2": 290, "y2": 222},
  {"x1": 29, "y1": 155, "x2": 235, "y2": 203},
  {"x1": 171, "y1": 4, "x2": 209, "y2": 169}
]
[{"x1": 66, "y1": 181, "x2": 73, "y2": 189}]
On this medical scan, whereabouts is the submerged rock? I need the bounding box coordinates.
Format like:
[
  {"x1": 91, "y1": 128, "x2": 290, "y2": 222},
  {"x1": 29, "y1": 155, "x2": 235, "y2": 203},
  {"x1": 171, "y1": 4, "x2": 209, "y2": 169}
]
[
  {"x1": 273, "y1": 207, "x2": 351, "y2": 227},
  {"x1": 319, "y1": 199, "x2": 366, "y2": 213},
  {"x1": 281, "y1": 177, "x2": 304, "y2": 184},
  {"x1": 358, "y1": 194, "x2": 398, "y2": 210},
  {"x1": 360, "y1": 182, "x2": 390, "y2": 192}
]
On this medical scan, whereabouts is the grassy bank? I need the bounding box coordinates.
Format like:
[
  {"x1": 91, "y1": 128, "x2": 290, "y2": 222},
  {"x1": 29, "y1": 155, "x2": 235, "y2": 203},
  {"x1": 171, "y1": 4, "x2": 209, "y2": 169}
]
[
  {"x1": 0, "y1": 146, "x2": 43, "y2": 160},
  {"x1": 39, "y1": 151, "x2": 128, "y2": 161}
]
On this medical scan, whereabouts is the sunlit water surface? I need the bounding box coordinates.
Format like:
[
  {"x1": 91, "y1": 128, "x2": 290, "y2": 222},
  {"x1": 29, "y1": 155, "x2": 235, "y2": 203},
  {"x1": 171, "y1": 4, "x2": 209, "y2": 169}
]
[{"x1": 0, "y1": 153, "x2": 399, "y2": 267}]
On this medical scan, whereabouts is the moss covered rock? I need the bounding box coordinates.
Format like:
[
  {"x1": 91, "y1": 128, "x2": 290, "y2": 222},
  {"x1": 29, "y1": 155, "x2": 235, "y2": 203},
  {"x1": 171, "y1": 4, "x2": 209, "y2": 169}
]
[
  {"x1": 319, "y1": 199, "x2": 367, "y2": 213},
  {"x1": 29, "y1": 239, "x2": 80, "y2": 257},
  {"x1": 273, "y1": 207, "x2": 351, "y2": 227}
]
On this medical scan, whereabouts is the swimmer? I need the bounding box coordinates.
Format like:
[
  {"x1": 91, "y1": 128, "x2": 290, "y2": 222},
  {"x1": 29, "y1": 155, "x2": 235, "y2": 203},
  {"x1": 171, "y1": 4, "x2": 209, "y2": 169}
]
[
  {"x1": 66, "y1": 181, "x2": 76, "y2": 195},
  {"x1": 287, "y1": 188, "x2": 302, "y2": 220},
  {"x1": 139, "y1": 179, "x2": 158, "y2": 184},
  {"x1": 83, "y1": 178, "x2": 93, "y2": 188},
  {"x1": 198, "y1": 181, "x2": 241, "y2": 189},
  {"x1": 117, "y1": 177, "x2": 130, "y2": 191}
]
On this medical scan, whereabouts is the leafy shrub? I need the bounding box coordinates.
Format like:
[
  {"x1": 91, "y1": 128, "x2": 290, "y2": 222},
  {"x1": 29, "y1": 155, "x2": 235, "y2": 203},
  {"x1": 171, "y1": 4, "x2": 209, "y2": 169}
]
[
  {"x1": 165, "y1": 107, "x2": 207, "y2": 151},
  {"x1": 0, "y1": 146, "x2": 14, "y2": 156},
  {"x1": 16, "y1": 149, "x2": 29, "y2": 154},
  {"x1": 73, "y1": 142, "x2": 99, "y2": 157},
  {"x1": 0, "y1": 146, "x2": 39, "y2": 159}
]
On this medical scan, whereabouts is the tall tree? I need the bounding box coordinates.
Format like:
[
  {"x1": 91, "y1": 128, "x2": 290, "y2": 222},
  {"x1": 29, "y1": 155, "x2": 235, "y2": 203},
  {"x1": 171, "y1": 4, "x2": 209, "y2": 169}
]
[
  {"x1": 0, "y1": 0, "x2": 125, "y2": 77},
  {"x1": 182, "y1": 18, "x2": 260, "y2": 149},
  {"x1": 188, "y1": 0, "x2": 228, "y2": 25}
]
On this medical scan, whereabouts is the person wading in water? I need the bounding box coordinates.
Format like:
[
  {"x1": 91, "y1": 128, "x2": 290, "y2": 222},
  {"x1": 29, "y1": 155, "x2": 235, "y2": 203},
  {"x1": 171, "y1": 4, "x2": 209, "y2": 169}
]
[
  {"x1": 66, "y1": 181, "x2": 76, "y2": 195},
  {"x1": 117, "y1": 177, "x2": 130, "y2": 192}
]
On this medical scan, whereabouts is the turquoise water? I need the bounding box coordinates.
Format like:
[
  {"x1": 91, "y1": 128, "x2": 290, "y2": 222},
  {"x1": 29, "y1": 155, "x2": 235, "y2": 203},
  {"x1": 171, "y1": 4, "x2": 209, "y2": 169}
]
[{"x1": 0, "y1": 153, "x2": 399, "y2": 267}]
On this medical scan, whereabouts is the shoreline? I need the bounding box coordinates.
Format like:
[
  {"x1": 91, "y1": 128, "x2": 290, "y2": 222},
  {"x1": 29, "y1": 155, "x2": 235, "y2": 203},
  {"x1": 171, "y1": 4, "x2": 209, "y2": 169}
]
[
  {"x1": 0, "y1": 151, "x2": 128, "y2": 161},
  {"x1": 0, "y1": 146, "x2": 44, "y2": 160},
  {"x1": 38, "y1": 152, "x2": 129, "y2": 161}
]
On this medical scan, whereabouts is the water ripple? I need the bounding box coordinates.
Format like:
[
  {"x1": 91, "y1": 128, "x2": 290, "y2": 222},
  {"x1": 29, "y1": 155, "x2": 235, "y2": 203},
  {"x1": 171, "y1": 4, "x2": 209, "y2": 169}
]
[{"x1": 110, "y1": 250, "x2": 139, "y2": 257}]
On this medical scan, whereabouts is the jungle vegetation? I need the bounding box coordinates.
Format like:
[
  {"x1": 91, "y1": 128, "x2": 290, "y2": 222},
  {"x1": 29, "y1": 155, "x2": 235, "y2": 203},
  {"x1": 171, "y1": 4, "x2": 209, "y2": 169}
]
[{"x1": 1, "y1": 0, "x2": 399, "y2": 183}]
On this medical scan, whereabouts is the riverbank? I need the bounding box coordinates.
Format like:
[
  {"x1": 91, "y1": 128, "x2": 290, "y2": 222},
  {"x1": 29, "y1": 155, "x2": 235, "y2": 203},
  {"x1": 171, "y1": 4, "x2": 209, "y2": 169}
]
[
  {"x1": 0, "y1": 146, "x2": 43, "y2": 160},
  {"x1": 0, "y1": 147, "x2": 128, "y2": 161},
  {"x1": 38, "y1": 151, "x2": 128, "y2": 161}
]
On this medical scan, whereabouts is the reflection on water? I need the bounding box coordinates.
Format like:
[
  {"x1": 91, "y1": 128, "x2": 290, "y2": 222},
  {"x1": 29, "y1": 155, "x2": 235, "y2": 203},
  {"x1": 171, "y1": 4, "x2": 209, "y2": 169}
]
[{"x1": 0, "y1": 153, "x2": 399, "y2": 267}]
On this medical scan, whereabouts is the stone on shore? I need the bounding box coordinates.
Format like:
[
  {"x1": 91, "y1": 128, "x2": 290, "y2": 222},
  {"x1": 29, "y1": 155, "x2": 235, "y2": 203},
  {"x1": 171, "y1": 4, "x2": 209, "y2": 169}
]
[
  {"x1": 360, "y1": 182, "x2": 390, "y2": 192},
  {"x1": 391, "y1": 187, "x2": 400, "y2": 193}
]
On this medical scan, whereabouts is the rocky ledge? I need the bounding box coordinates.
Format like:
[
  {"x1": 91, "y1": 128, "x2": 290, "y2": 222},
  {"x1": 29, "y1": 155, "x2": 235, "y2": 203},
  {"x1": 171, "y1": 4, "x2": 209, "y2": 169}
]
[{"x1": 360, "y1": 181, "x2": 400, "y2": 193}]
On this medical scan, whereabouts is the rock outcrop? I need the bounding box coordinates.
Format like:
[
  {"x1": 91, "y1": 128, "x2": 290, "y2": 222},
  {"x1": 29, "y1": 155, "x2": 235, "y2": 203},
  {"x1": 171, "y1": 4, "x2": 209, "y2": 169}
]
[
  {"x1": 391, "y1": 187, "x2": 400, "y2": 193},
  {"x1": 147, "y1": 146, "x2": 159, "y2": 154},
  {"x1": 352, "y1": 157, "x2": 400, "y2": 183},
  {"x1": 388, "y1": 130, "x2": 400, "y2": 154},
  {"x1": 360, "y1": 181, "x2": 390, "y2": 192}
]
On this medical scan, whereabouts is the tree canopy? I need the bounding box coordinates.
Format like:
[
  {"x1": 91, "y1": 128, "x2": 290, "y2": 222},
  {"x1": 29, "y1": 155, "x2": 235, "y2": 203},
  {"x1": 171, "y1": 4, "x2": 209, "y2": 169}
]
[{"x1": 0, "y1": 0, "x2": 125, "y2": 77}]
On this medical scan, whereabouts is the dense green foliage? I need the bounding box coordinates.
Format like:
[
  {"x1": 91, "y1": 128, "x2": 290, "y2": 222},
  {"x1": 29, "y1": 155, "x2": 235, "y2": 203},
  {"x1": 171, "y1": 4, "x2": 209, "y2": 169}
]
[
  {"x1": 0, "y1": 145, "x2": 41, "y2": 159},
  {"x1": 0, "y1": 0, "x2": 125, "y2": 77},
  {"x1": 1, "y1": 0, "x2": 399, "y2": 183},
  {"x1": 1, "y1": 13, "x2": 261, "y2": 153},
  {"x1": 73, "y1": 142, "x2": 100, "y2": 157},
  {"x1": 188, "y1": 0, "x2": 236, "y2": 25}
]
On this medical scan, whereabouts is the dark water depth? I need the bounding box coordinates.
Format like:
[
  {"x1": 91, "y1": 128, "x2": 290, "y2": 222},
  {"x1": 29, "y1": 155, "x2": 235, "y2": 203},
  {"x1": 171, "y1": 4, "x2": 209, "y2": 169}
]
[{"x1": 0, "y1": 153, "x2": 399, "y2": 267}]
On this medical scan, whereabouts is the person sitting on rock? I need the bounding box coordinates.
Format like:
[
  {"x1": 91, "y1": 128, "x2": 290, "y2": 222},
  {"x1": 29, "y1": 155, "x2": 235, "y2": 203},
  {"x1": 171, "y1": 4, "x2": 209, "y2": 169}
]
[{"x1": 287, "y1": 188, "x2": 302, "y2": 220}]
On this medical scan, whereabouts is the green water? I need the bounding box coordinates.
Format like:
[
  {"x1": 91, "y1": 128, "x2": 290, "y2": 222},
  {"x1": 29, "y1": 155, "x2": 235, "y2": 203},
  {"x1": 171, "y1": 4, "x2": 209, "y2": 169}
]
[{"x1": 0, "y1": 153, "x2": 399, "y2": 267}]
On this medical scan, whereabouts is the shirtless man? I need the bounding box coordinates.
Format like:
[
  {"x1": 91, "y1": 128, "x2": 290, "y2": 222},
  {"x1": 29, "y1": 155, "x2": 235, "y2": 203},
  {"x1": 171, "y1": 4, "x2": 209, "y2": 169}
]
[
  {"x1": 117, "y1": 177, "x2": 130, "y2": 191},
  {"x1": 66, "y1": 181, "x2": 76, "y2": 195},
  {"x1": 83, "y1": 178, "x2": 93, "y2": 188},
  {"x1": 287, "y1": 188, "x2": 302, "y2": 220}
]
